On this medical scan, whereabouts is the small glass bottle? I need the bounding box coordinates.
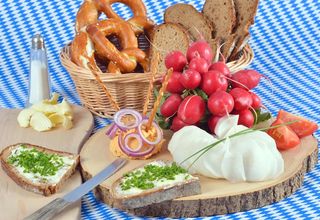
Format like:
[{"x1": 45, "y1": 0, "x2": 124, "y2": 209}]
[{"x1": 27, "y1": 34, "x2": 51, "y2": 106}]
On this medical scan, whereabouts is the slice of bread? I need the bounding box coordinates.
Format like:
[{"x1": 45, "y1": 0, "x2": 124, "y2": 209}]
[
  {"x1": 228, "y1": 0, "x2": 259, "y2": 60},
  {"x1": 111, "y1": 160, "x2": 201, "y2": 209},
  {"x1": 164, "y1": 3, "x2": 213, "y2": 45},
  {"x1": 150, "y1": 23, "x2": 190, "y2": 74},
  {"x1": 221, "y1": 35, "x2": 237, "y2": 59},
  {"x1": 0, "y1": 143, "x2": 79, "y2": 196},
  {"x1": 229, "y1": 32, "x2": 251, "y2": 60},
  {"x1": 202, "y1": 0, "x2": 236, "y2": 51}
]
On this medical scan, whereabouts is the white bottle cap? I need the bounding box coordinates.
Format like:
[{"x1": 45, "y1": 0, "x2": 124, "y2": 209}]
[{"x1": 31, "y1": 34, "x2": 45, "y2": 50}]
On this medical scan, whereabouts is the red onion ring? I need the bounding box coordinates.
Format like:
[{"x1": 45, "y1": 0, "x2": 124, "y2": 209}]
[
  {"x1": 124, "y1": 133, "x2": 143, "y2": 153},
  {"x1": 114, "y1": 109, "x2": 142, "y2": 131},
  {"x1": 138, "y1": 119, "x2": 163, "y2": 145},
  {"x1": 105, "y1": 123, "x2": 118, "y2": 138},
  {"x1": 118, "y1": 133, "x2": 155, "y2": 157}
]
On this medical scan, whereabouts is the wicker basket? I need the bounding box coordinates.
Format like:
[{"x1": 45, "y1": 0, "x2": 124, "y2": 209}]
[{"x1": 60, "y1": 44, "x2": 254, "y2": 118}]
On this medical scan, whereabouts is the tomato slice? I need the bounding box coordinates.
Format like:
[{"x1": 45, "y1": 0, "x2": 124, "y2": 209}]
[
  {"x1": 267, "y1": 118, "x2": 300, "y2": 150},
  {"x1": 277, "y1": 110, "x2": 318, "y2": 138}
]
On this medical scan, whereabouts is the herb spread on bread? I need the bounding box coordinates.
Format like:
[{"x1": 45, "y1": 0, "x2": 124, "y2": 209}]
[
  {"x1": 119, "y1": 161, "x2": 193, "y2": 194},
  {"x1": 7, "y1": 144, "x2": 74, "y2": 184}
]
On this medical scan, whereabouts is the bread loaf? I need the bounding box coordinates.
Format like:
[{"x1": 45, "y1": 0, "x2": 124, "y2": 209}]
[
  {"x1": 150, "y1": 23, "x2": 190, "y2": 74},
  {"x1": 0, "y1": 143, "x2": 79, "y2": 196}
]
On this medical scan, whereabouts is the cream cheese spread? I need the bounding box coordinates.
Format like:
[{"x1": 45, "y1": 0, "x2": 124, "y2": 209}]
[
  {"x1": 8, "y1": 145, "x2": 75, "y2": 185},
  {"x1": 116, "y1": 161, "x2": 197, "y2": 196}
]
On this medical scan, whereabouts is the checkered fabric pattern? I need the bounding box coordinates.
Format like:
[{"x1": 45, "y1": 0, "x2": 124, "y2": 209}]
[{"x1": 0, "y1": 0, "x2": 319, "y2": 219}]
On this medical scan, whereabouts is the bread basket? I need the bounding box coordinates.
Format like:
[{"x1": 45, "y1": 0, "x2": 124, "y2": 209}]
[{"x1": 60, "y1": 42, "x2": 254, "y2": 118}]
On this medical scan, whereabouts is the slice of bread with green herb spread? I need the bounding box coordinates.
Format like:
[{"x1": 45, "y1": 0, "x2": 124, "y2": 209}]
[
  {"x1": 111, "y1": 160, "x2": 201, "y2": 209},
  {"x1": 0, "y1": 143, "x2": 79, "y2": 196}
]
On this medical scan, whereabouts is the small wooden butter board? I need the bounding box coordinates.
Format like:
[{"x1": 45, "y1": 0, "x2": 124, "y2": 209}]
[
  {"x1": 0, "y1": 105, "x2": 94, "y2": 220},
  {"x1": 80, "y1": 126, "x2": 318, "y2": 218}
]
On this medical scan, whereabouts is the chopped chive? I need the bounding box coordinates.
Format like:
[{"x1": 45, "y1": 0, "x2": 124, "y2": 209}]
[
  {"x1": 120, "y1": 163, "x2": 188, "y2": 191},
  {"x1": 7, "y1": 146, "x2": 66, "y2": 177}
]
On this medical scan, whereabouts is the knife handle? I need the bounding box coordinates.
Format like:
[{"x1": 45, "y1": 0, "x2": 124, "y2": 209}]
[{"x1": 24, "y1": 198, "x2": 71, "y2": 220}]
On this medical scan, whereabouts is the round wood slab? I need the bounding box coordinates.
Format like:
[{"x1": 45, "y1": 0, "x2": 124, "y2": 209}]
[
  {"x1": 0, "y1": 105, "x2": 94, "y2": 220},
  {"x1": 80, "y1": 126, "x2": 318, "y2": 218}
]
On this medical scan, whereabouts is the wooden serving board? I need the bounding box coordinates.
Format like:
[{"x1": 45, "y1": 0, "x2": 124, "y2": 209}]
[
  {"x1": 0, "y1": 105, "x2": 94, "y2": 220},
  {"x1": 80, "y1": 126, "x2": 318, "y2": 218}
]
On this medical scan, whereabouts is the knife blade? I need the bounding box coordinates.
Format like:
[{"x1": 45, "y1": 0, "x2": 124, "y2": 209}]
[{"x1": 24, "y1": 158, "x2": 127, "y2": 220}]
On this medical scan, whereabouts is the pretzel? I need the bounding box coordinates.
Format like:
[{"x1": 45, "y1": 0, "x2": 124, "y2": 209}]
[
  {"x1": 75, "y1": 0, "x2": 100, "y2": 32},
  {"x1": 107, "y1": 48, "x2": 148, "y2": 74},
  {"x1": 86, "y1": 19, "x2": 145, "y2": 73},
  {"x1": 76, "y1": 0, "x2": 154, "y2": 34},
  {"x1": 96, "y1": 0, "x2": 154, "y2": 34},
  {"x1": 70, "y1": 31, "x2": 100, "y2": 71}
]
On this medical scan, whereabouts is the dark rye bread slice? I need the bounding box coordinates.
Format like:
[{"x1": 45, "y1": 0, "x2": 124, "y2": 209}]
[
  {"x1": 164, "y1": 4, "x2": 213, "y2": 46},
  {"x1": 164, "y1": 4, "x2": 217, "y2": 62},
  {"x1": 202, "y1": 0, "x2": 236, "y2": 57},
  {"x1": 111, "y1": 161, "x2": 201, "y2": 209},
  {"x1": 0, "y1": 143, "x2": 79, "y2": 196},
  {"x1": 227, "y1": 0, "x2": 259, "y2": 60},
  {"x1": 150, "y1": 23, "x2": 190, "y2": 74}
]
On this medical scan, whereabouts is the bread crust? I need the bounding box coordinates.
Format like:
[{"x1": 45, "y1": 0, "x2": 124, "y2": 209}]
[{"x1": 0, "y1": 143, "x2": 79, "y2": 196}]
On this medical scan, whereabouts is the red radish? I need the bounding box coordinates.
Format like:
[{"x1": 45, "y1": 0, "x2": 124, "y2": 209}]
[
  {"x1": 166, "y1": 71, "x2": 185, "y2": 94},
  {"x1": 179, "y1": 69, "x2": 202, "y2": 89},
  {"x1": 160, "y1": 94, "x2": 183, "y2": 117},
  {"x1": 189, "y1": 57, "x2": 209, "y2": 75},
  {"x1": 231, "y1": 69, "x2": 262, "y2": 90},
  {"x1": 187, "y1": 40, "x2": 213, "y2": 63},
  {"x1": 250, "y1": 92, "x2": 262, "y2": 109},
  {"x1": 170, "y1": 116, "x2": 191, "y2": 132},
  {"x1": 208, "y1": 115, "x2": 222, "y2": 134},
  {"x1": 177, "y1": 95, "x2": 205, "y2": 124},
  {"x1": 229, "y1": 88, "x2": 253, "y2": 111},
  {"x1": 238, "y1": 109, "x2": 254, "y2": 128},
  {"x1": 165, "y1": 51, "x2": 187, "y2": 72},
  {"x1": 208, "y1": 91, "x2": 234, "y2": 116},
  {"x1": 201, "y1": 70, "x2": 228, "y2": 96},
  {"x1": 208, "y1": 62, "x2": 231, "y2": 77}
]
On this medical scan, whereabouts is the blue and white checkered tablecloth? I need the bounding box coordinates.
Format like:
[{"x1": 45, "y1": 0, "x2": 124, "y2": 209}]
[{"x1": 0, "y1": 0, "x2": 319, "y2": 219}]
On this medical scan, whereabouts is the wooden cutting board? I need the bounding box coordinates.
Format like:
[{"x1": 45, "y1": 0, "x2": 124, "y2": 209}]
[
  {"x1": 0, "y1": 105, "x2": 94, "y2": 220},
  {"x1": 80, "y1": 126, "x2": 318, "y2": 218}
]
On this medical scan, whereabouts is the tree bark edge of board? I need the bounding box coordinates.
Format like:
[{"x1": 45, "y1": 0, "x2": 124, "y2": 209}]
[{"x1": 81, "y1": 146, "x2": 318, "y2": 218}]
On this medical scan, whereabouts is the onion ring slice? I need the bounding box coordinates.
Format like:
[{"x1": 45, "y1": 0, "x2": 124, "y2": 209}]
[
  {"x1": 105, "y1": 123, "x2": 118, "y2": 138},
  {"x1": 114, "y1": 109, "x2": 142, "y2": 131},
  {"x1": 123, "y1": 133, "x2": 143, "y2": 153},
  {"x1": 118, "y1": 133, "x2": 155, "y2": 157},
  {"x1": 138, "y1": 119, "x2": 163, "y2": 145}
]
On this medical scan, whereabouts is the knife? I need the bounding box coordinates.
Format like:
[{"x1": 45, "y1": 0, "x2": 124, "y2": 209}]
[{"x1": 24, "y1": 158, "x2": 127, "y2": 220}]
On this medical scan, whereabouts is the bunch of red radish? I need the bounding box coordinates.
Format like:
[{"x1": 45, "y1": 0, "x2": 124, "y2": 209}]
[{"x1": 160, "y1": 40, "x2": 264, "y2": 133}]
